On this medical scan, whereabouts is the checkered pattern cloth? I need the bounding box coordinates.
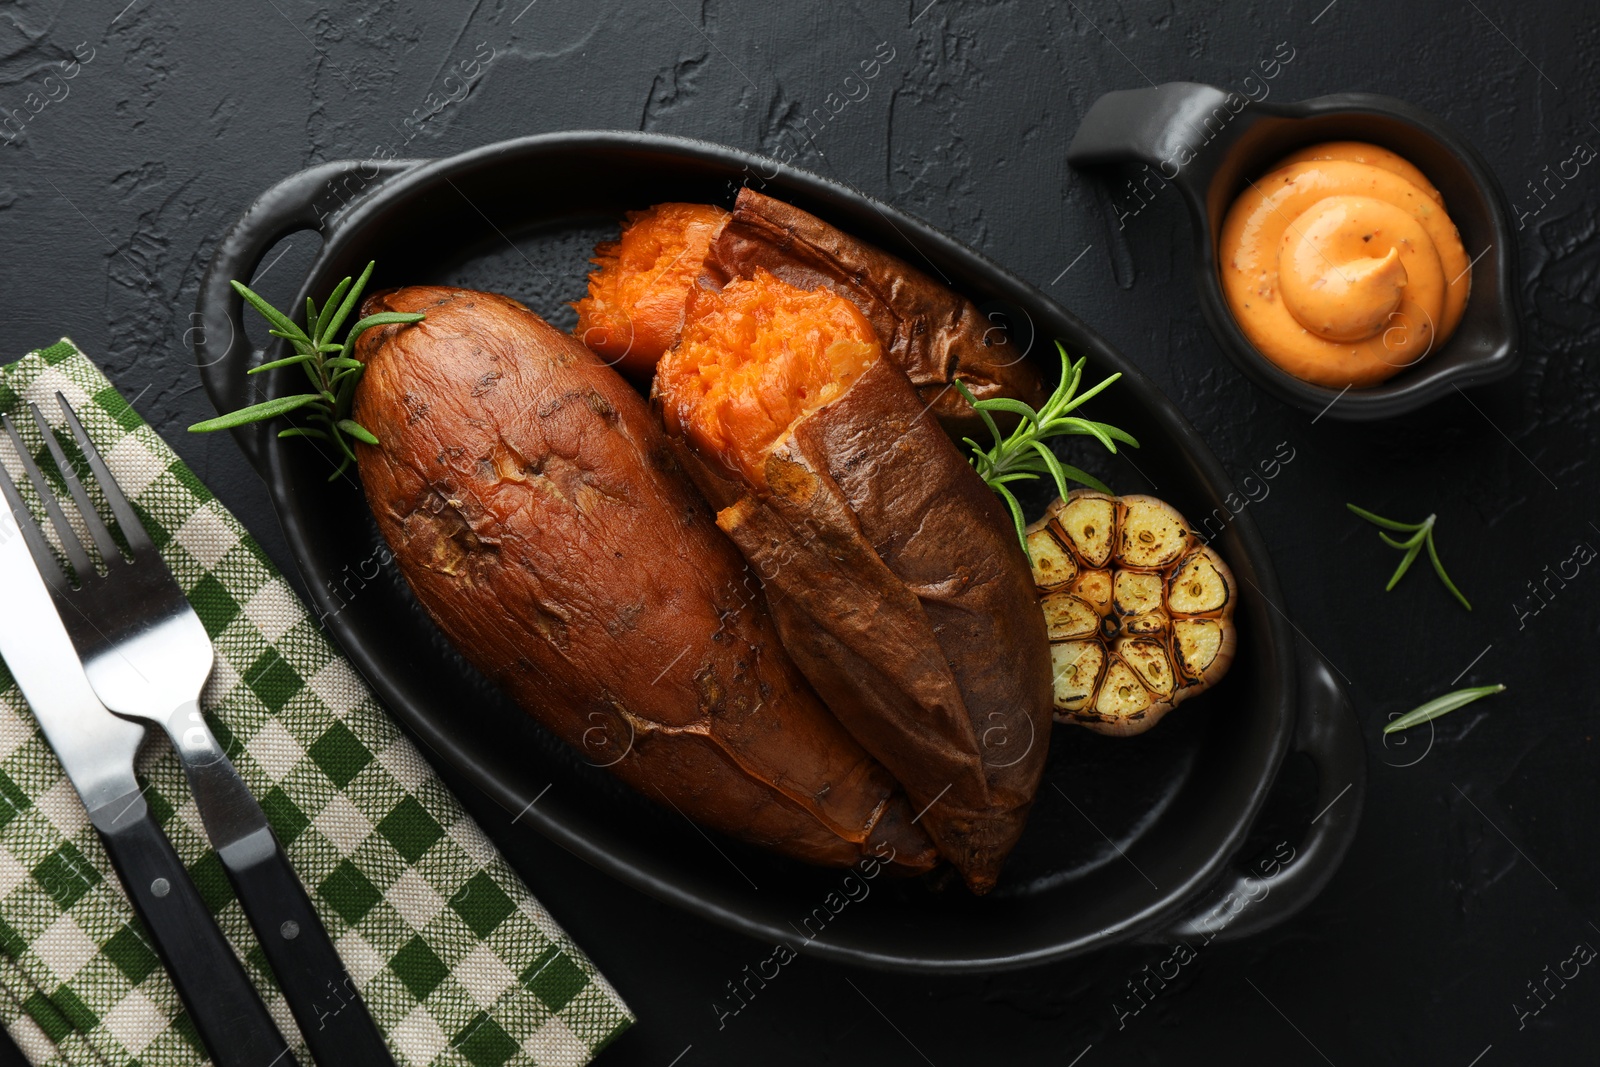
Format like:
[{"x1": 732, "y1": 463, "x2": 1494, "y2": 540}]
[{"x1": 0, "y1": 341, "x2": 631, "y2": 1066}]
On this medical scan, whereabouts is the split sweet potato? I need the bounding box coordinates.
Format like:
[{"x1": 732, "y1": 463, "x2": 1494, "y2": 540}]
[
  {"x1": 657, "y1": 273, "x2": 1054, "y2": 893},
  {"x1": 351, "y1": 285, "x2": 936, "y2": 873},
  {"x1": 572, "y1": 190, "x2": 1047, "y2": 432},
  {"x1": 702, "y1": 188, "x2": 1048, "y2": 432}
]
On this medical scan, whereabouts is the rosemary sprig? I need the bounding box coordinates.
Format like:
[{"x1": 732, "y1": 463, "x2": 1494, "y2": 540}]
[
  {"x1": 1383, "y1": 683, "x2": 1505, "y2": 734},
  {"x1": 189, "y1": 260, "x2": 423, "y2": 480},
  {"x1": 957, "y1": 340, "x2": 1138, "y2": 552},
  {"x1": 1346, "y1": 503, "x2": 1471, "y2": 610}
]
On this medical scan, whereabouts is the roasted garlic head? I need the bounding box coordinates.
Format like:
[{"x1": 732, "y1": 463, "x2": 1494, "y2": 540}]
[{"x1": 1026, "y1": 491, "x2": 1237, "y2": 736}]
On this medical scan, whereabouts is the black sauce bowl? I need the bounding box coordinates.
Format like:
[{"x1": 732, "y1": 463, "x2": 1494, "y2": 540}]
[{"x1": 1068, "y1": 82, "x2": 1520, "y2": 420}]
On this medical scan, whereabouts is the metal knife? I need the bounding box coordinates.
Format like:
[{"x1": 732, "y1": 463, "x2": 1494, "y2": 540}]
[{"x1": 0, "y1": 503, "x2": 296, "y2": 1067}]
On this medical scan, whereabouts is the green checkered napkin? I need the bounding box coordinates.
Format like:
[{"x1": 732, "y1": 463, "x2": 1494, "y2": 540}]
[{"x1": 0, "y1": 341, "x2": 631, "y2": 1066}]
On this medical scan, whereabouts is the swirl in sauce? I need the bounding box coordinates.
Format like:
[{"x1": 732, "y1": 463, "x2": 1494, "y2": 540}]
[{"x1": 1219, "y1": 142, "x2": 1470, "y2": 387}]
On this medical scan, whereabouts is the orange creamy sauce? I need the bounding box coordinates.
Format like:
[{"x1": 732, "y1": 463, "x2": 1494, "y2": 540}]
[{"x1": 1219, "y1": 141, "x2": 1470, "y2": 387}]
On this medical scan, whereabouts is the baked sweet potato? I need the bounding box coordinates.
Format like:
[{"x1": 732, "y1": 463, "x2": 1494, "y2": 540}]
[
  {"x1": 351, "y1": 285, "x2": 936, "y2": 873},
  {"x1": 572, "y1": 202, "x2": 729, "y2": 380},
  {"x1": 656, "y1": 273, "x2": 1054, "y2": 893},
  {"x1": 571, "y1": 191, "x2": 1046, "y2": 431},
  {"x1": 702, "y1": 188, "x2": 1048, "y2": 432}
]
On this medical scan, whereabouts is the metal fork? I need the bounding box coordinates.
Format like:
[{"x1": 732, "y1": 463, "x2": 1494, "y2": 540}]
[{"x1": 1, "y1": 395, "x2": 395, "y2": 1067}]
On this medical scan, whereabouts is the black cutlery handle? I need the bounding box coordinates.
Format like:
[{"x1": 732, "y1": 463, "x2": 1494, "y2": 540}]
[
  {"x1": 92, "y1": 794, "x2": 296, "y2": 1067},
  {"x1": 220, "y1": 828, "x2": 395, "y2": 1066}
]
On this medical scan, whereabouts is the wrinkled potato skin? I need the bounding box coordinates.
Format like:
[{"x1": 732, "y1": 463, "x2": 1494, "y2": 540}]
[
  {"x1": 675, "y1": 357, "x2": 1054, "y2": 894},
  {"x1": 703, "y1": 189, "x2": 1048, "y2": 433},
  {"x1": 351, "y1": 286, "x2": 936, "y2": 873}
]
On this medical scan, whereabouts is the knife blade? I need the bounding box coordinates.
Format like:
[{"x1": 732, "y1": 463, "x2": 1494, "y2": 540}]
[{"x1": 0, "y1": 500, "x2": 296, "y2": 1067}]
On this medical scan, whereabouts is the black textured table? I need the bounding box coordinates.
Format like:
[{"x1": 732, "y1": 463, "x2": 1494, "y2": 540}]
[{"x1": 1, "y1": 2, "x2": 1594, "y2": 1064}]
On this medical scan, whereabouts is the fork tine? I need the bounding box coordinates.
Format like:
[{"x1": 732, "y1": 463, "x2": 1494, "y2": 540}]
[
  {"x1": 0, "y1": 451, "x2": 65, "y2": 579},
  {"x1": 54, "y1": 395, "x2": 152, "y2": 557},
  {"x1": 29, "y1": 404, "x2": 123, "y2": 564},
  {"x1": 1, "y1": 413, "x2": 96, "y2": 581},
  {"x1": 0, "y1": 429, "x2": 75, "y2": 595}
]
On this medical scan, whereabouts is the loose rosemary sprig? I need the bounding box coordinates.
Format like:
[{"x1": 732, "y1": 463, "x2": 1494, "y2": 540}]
[
  {"x1": 1346, "y1": 503, "x2": 1471, "y2": 610},
  {"x1": 1383, "y1": 683, "x2": 1505, "y2": 734},
  {"x1": 956, "y1": 341, "x2": 1138, "y2": 552},
  {"x1": 189, "y1": 260, "x2": 423, "y2": 480}
]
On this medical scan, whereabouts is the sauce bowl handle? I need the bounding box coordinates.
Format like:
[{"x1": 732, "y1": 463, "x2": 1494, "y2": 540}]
[{"x1": 1066, "y1": 81, "x2": 1260, "y2": 213}]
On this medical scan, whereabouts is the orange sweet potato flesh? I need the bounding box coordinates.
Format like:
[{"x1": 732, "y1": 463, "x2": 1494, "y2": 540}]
[
  {"x1": 655, "y1": 273, "x2": 1053, "y2": 894},
  {"x1": 572, "y1": 202, "x2": 729, "y2": 380},
  {"x1": 351, "y1": 286, "x2": 936, "y2": 874},
  {"x1": 703, "y1": 188, "x2": 1048, "y2": 433},
  {"x1": 656, "y1": 270, "x2": 879, "y2": 487}
]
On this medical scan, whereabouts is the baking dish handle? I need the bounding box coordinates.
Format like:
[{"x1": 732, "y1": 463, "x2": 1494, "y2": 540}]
[
  {"x1": 1153, "y1": 639, "x2": 1366, "y2": 944},
  {"x1": 195, "y1": 158, "x2": 423, "y2": 474}
]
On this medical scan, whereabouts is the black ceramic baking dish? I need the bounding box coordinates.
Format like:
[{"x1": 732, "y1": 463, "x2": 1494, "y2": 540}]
[
  {"x1": 194, "y1": 131, "x2": 1365, "y2": 972},
  {"x1": 1068, "y1": 82, "x2": 1520, "y2": 420}
]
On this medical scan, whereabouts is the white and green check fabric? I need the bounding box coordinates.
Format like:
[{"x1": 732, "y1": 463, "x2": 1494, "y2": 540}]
[{"x1": 0, "y1": 340, "x2": 631, "y2": 1066}]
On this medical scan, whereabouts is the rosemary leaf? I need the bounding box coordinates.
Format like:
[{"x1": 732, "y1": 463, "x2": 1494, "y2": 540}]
[
  {"x1": 188, "y1": 393, "x2": 323, "y2": 432},
  {"x1": 1029, "y1": 439, "x2": 1072, "y2": 498},
  {"x1": 1386, "y1": 541, "x2": 1423, "y2": 590},
  {"x1": 1054, "y1": 416, "x2": 1116, "y2": 453},
  {"x1": 1055, "y1": 462, "x2": 1112, "y2": 496},
  {"x1": 1346, "y1": 502, "x2": 1420, "y2": 533},
  {"x1": 1098, "y1": 423, "x2": 1140, "y2": 448},
  {"x1": 1349, "y1": 504, "x2": 1470, "y2": 610},
  {"x1": 1383, "y1": 684, "x2": 1505, "y2": 734},
  {"x1": 1378, "y1": 530, "x2": 1417, "y2": 551},
  {"x1": 192, "y1": 261, "x2": 424, "y2": 477},
  {"x1": 1425, "y1": 532, "x2": 1472, "y2": 610},
  {"x1": 953, "y1": 380, "x2": 1004, "y2": 446},
  {"x1": 995, "y1": 482, "x2": 1028, "y2": 549},
  {"x1": 330, "y1": 425, "x2": 360, "y2": 467},
  {"x1": 1065, "y1": 370, "x2": 1121, "y2": 408},
  {"x1": 316, "y1": 275, "x2": 355, "y2": 339},
  {"x1": 247, "y1": 352, "x2": 317, "y2": 375},
  {"x1": 345, "y1": 311, "x2": 426, "y2": 353},
  {"x1": 324, "y1": 260, "x2": 376, "y2": 342},
  {"x1": 233, "y1": 281, "x2": 312, "y2": 345},
  {"x1": 959, "y1": 340, "x2": 1135, "y2": 554},
  {"x1": 971, "y1": 397, "x2": 1042, "y2": 424},
  {"x1": 337, "y1": 419, "x2": 379, "y2": 445}
]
